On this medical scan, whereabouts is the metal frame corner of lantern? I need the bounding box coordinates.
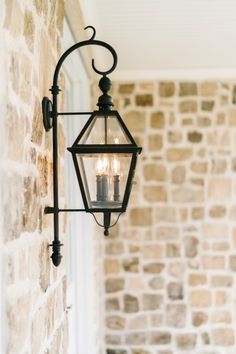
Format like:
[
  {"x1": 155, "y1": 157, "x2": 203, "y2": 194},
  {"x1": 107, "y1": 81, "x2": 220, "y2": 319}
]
[{"x1": 42, "y1": 25, "x2": 142, "y2": 267}]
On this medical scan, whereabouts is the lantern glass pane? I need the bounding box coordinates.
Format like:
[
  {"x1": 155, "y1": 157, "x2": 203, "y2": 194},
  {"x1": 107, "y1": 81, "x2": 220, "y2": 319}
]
[
  {"x1": 80, "y1": 114, "x2": 132, "y2": 145},
  {"x1": 76, "y1": 152, "x2": 133, "y2": 209}
]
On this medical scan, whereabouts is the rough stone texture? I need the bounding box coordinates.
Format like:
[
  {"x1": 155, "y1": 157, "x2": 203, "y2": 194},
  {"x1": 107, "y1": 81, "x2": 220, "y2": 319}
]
[
  {"x1": 151, "y1": 111, "x2": 165, "y2": 129},
  {"x1": 2, "y1": 2, "x2": 69, "y2": 354},
  {"x1": 102, "y1": 80, "x2": 236, "y2": 353},
  {"x1": 106, "y1": 279, "x2": 125, "y2": 293},
  {"x1": 166, "y1": 304, "x2": 186, "y2": 328},
  {"x1": 176, "y1": 333, "x2": 197, "y2": 350},
  {"x1": 159, "y1": 82, "x2": 175, "y2": 97},
  {"x1": 103, "y1": 81, "x2": 236, "y2": 354},
  {"x1": 180, "y1": 82, "x2": 197, "y2": 96},
  {"x1": 124, "y1": 294, "x2": 139, "y2": 313}
]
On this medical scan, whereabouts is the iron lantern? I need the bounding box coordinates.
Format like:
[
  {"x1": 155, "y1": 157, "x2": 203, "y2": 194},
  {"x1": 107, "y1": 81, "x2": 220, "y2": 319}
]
[{"x1": 42, "y1": 26, "x2": 142, "y2": 266}]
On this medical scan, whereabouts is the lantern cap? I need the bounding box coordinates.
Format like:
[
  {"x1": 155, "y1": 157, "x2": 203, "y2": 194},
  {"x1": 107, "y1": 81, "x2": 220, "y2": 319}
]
[{"x1": 97, "y1": 76, "x2": 113, "y2": 111}]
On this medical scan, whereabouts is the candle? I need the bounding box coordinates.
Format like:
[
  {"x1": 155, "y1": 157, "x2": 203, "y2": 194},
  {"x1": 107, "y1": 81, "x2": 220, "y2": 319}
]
[
  {"x1": 112, "y1": 156, "x2": 120, "y2": 202},
  {"x1": 113, "y1": 174, "x2": 120, "y2": 201},
  {"x1": 96, "y1": 156, "x2": 109, "y2": 202}
]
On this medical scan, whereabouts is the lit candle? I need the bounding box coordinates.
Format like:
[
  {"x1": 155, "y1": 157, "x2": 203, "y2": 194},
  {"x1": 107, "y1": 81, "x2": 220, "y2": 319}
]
[
  {"x1": 112, "y1": 156, "x2": 120, "y2": 202},
  {"x1": 96, "y1": 156, "x2": 109, "y2": 202}
]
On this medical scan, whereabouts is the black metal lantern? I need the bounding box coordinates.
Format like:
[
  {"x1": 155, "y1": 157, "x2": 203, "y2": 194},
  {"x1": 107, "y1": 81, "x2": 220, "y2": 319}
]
[{"x1": 42, "y1": 26, "x2": 142, "y2": 266}]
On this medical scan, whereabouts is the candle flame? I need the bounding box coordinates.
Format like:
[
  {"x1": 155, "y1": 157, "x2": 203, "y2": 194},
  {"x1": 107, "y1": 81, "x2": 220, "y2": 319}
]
[
  {"x1": 112, "y1": 156, "x2": 120, "y2": 175},
  {"x1": 96, "y1": 156, "x2": 109, "y2": 175}
]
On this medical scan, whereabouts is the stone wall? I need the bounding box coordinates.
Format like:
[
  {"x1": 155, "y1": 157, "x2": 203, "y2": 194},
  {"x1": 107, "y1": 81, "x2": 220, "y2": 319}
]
[
  {"x1": 104, "y1": 80, "x2": 236, "y2": 354},
  {"x1": 1, "y1": 1, "x2": 68, "y2": 353}
]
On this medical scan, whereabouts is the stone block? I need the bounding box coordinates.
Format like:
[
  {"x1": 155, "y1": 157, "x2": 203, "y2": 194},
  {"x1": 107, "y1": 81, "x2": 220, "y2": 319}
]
[
  {"x1": 212, "y1": 328, "x2": 234, "y2": 346},
  {"x1": 166, "y1": 304, "x2": 186, "y2": 328},
  {"x1": 167, "y1": 148, "x2": 192, "y2": 161},
  {"x1": 215, "y1": 291, "x2": 228, "y2": 306},
  {"x1": 143, "y1": 263, "x2": 164, "y2": 274},
  {"x1": 142, "y1": 294, "x2": 163, "y2": 310},
  {"x1": 125, "y1": 332, "x2": 147, "y2": 345},
  {"x1": 106, "y1": 335, "x2": 121, "y2": 345},
  {"x1": 148, "y1": 134, "x2": 163, "y2": 150},
  {"x1": 176, "y1": 333, "x2": 197, "y2": 350},
  {"x1": 106, "y1": 242, "x2": 124, "y2": 255},
  {"x1": 211, "y1": 275, "x2": 233, "y2": 287},
  {"x1": 197, "y1": 116, "x2": 211, "y2": 126},
  {"x1": 4, "y1": 0, "x2": 24, "y2": 36},
  {"x1": 31, "y1": 97, "x2": 43, "y2": 145},
  {"x1": 202, "y1": 223, "x2": 227, "y2": 239},
  {"x1": 149, "y1": 331, "x2": 171, "y2": 344},
  {"x1": 127, "y1": 277, "x2": 145, "y2": 291},
  {"x1": 106, "y1": 316, "x2": 125, "y2": 330},
  {"x1": 200, "y1": 82, "x2": 218, "y2": 96},
  {"x1": 124, "y1": 111, "x2": 146, "y2": 132},
  {"x1": 192, "y1": 207, "x2": 204, "y2": 220},
  {"x1": 184, "y1": 236, "x2": 199, "y2": 257},
  {"x1": 130, "y1": 208, "x2": 152, "y2": 226},
  {"x1": 179, "y1": 100, "x2": 197, "y2": 113},
  {"x1": 229, "y1": 255, "x2": 236, "y2": 271},
  {"x1": 190, "y1": 290, "x2": 211, "y2": 307},
  {"x1": 23, "y1": 176, "x2": 39, "y2": 233},
  {"x1": 151, "y1": 313, "x2": 163, "y2": 327},
  {"x1": 56, "y1": 0, "x2": 64, "y2": 33},
  {"x1": 172, "y1": 187, "x2": 204, "y2": 203},
  {"x1": 229, "y1": 109, "x2": 236, "y2": 125},
  {"x1": 128, "y1": 315, "x2": 148, "y2": 330},
  {"x1": 106, "y1": 298, "x2": 120, "y2": 311},
  {"x1": 156, "y1": 207, "x2": 176, "y2": 222},
  {"x1": 122, "y1": 257, "x2": 139, "y2": 272},
  {"x1": 106, "y1": 279, "x2": 124, "y2": 293},
  {"x1": 167, "y1": 282, "x2": 183, "y2": 300},
  {"x1": 142, "y1": 245, "x2": 163, "y2": 259},
  {"x1": 149, "y1": 276, "x2": 164, "y2": 289},
  {"x1": 159, "y1": 82, "x2": 175, "y2": 97},
  {"x1": 151, "y1": 111, "x2": 165, "y2": 129},
  {"x1": 168, "y1": 131, "x2": 182, "y2": 143},
  {"x1": 188, "y1": 131, "x2": 203, "y2": 143},
  {"x1": 201, "y1": 100, "x2": 215, "y2": 111},
  {"x1": 24, "y1": 10, "x2": 35, "y2": 51},
  {"x1": 210, "y1": 311, "x2": 231, "y2": 324},
  {"x1": 143, "y1": 164, "x2": 166, "y2": 181},
  {"x1": 189, "y1": 274, "x2": 207, "y2": 286},
  {"x1": 179, "y1": 82, "x2": 197, "y2": 96},
  {"x1": 202, "y1": 255, "x2": 225, "y2": 269},
  {"x1": 119, "y1": 84, "x2": 135, "y2": 94},
  {"x1": 144, "y1": 186, "x2": 167, "y2": 202},
  {"x1": 124, "y1": 294, "x2": 139, "y2": 313},
  {"x1": 104, "y1": 259, "x2": 120, "y2": 274},
  {"x1": 171, "y1": 166, "x2": 186, "y2": 184},
  {"x1": 168, "y1": 262, "x2": 185, "y2": 279},
  {"x1": 166, "y1": 244, "x2": 180, "y2": 258},
  {"x1": 192, "y1": 311, "x2": 208, "y2": 326},
  {"x1": 136, "y1": 94, "x2": 153, "y2": 106},
  {"x1": 156, "y1": 226, "x2": 179, "y2": 241},
  {"x1": 209, "y1": 206, "x2": 226, "y2": 218}
]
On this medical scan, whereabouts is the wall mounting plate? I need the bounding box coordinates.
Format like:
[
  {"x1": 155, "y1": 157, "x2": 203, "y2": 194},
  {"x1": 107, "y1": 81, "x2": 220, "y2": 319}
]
[{"x1": 42, "y1": 97, "x2": 53, "y2": 131}]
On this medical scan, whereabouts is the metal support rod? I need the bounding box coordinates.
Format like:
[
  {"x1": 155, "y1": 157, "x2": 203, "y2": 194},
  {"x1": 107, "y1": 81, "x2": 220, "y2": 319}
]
[
  {"x1": 57, "y1": 111, "x2": 92, "y2": 116},
  {"x1": 50, "y1": 85, "x2": 63, "y2": 267}
]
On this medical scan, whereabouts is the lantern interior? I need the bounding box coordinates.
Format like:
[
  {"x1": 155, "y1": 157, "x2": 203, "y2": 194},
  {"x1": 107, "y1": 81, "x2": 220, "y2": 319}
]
[{"x1": 76, "y1": 152, "x2": 133, "y2": 209}]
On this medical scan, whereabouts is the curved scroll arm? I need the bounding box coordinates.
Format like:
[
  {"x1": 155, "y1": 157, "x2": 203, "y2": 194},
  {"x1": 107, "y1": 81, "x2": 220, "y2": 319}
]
[{"x1": 53, "y1": 26, "x2": 117, "y2": 87}]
